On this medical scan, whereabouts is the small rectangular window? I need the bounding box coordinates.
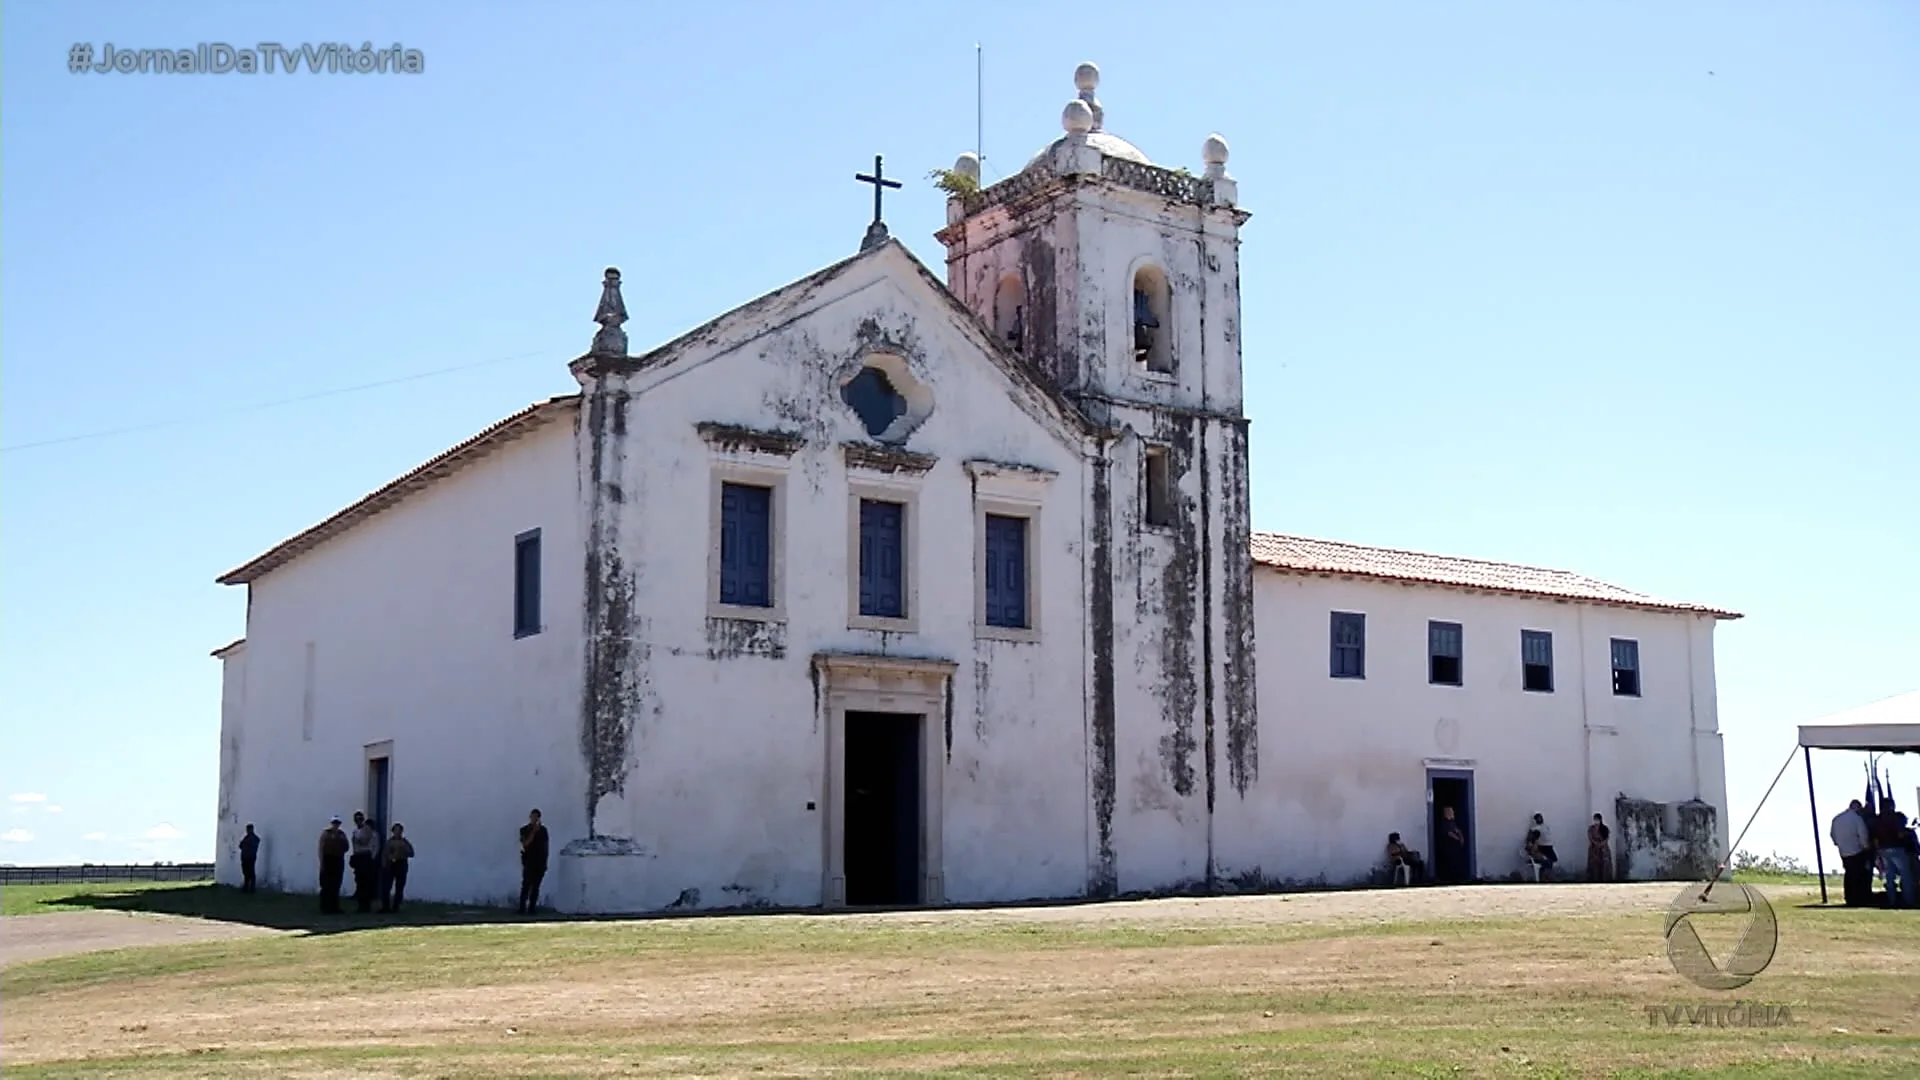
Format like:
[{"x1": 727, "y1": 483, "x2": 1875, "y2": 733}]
[
  {"x1": 513, "y1": 529, "x2": 541, "y2": 637},
  {"x1": 1429, "y1": 620, "x2": 1463, "y2": 686},
  {"x1": 1521, "y1": 630, "x2": 1553, "y2": 693},
  {"x1": 1330, "y1": 611, "x2": 1366, "y2": 679},
  {"x1": 1144, "y1": 446, "x2": 1173, "y2": 528},
  {"x1": 718, "y1": 482, "x2": 774, "y2": 608},
  {"x1": 983, "y1": 513, "x2": 1029, "y2": 629},
  {"x1": 1611, "y1": 638, "x2": 1641, "y2": 697},
  {"x1": 858, "y1": 498, "x2": 906, "y2": 619}
]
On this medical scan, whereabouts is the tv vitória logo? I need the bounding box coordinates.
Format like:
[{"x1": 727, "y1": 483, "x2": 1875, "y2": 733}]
[{"x1": 1663, "y1": 881, "x2": 1778, "y2": 991}]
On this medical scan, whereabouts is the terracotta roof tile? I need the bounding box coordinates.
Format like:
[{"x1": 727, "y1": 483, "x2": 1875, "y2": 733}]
[{"x1": 1249, "y1": 532, "x2": 1740, "y2": 619}]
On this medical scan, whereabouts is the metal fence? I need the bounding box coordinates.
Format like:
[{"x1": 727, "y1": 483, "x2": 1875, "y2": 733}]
[{"x1": 0, "y1": 863, "x2": 216, "y2": 886}]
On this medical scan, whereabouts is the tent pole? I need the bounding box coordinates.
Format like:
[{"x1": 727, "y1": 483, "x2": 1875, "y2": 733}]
[{"x1": 1805, "y1": 746, "x2": 1828, "y2": 905}]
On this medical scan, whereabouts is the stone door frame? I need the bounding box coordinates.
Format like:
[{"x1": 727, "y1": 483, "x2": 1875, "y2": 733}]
[{"x1": 813, "y1": 652, "x2": 955, "y2": 908}]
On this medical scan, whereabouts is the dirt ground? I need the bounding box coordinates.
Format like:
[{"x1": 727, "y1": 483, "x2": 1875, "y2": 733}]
[
  {"x1": 828, "y1": 880, "x2": 1714, "y2": 929},
  {"x1": 0, "y1": 911, "x2": 286, "y2": 968}
]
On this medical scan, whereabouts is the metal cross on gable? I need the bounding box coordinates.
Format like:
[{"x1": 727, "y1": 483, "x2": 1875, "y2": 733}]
[{"x1": 854, "y1": 155, "x2": 901, "y2": 225}]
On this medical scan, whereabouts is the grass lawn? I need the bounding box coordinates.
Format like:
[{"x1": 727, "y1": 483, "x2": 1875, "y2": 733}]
[{"x1": 3, "y1": 881, "x2": 1915, "y2": 1078}]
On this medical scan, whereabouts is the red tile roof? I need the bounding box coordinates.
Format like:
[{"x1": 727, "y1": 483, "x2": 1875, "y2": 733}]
[
  {"x1": 215, "y1": 395, "x2": 580, "y2": 586},
  {"x1": 1249, "y1": 532, "x2": 1741, "y2": 619}
]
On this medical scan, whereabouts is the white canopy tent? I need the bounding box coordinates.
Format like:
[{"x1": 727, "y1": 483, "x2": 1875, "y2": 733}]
[{"x1": 1798, "y1": 690, "x2": 1920, "y2": 904}]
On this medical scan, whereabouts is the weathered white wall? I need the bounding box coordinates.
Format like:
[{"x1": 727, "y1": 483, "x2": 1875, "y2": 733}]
[
  {"x1": 1230, "y1": 569, "x2": 1727, "y2": 885},
  {"x1": 569, "y1": 246, "x2": 1093, "y2": 912},
  {"x1": 941, "y1": 165, "x2": 1259, "y2": 900},
  {"x1": 216, "y1": 413, "x2": 588, "y2": 906},
  {"x1": 213, "y1": 643, "x2": 248, "y2": 885}
]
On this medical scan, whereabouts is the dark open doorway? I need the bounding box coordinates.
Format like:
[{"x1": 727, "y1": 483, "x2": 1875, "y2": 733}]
[
  {"x1": 1427, "y1": 769, "x2": 1476, "y2": 883},
  {"x1": 844, "y1": 711, "x2": 922, "y2": 906},
  {"x1": 366, "y1": 756, "x2": 391, "y2": 856}
]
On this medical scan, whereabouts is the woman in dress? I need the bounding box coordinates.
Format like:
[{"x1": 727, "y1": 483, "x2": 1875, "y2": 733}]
[{"x1": 1587, "y1": 813, "x2": 1614, "y2": 882}]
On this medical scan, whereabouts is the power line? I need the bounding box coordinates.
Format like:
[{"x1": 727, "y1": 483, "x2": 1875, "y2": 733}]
[{"x1": 0, "y1": 348, "x2": 564, "y2": 455}]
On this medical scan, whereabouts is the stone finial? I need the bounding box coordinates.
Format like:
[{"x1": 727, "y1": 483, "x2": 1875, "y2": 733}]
[
  {"x1": 1062, "y1": 98, "x2": 1094, "y2": 136},
  {"x1": 591, "y1": 267, "x2": 629, "y2": 356},
  {"x1": 1202, "y1": 133, "x2": 1231, "y2": 179},
  {"x1": 1074, "y1": 62, "x2": 1103, "y2": 131},
  {"x1": 953, "y1": 152, "x2": 981, "y2": 184}
]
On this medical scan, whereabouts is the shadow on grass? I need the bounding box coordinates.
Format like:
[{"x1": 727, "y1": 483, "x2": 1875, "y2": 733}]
[
  {"x1": 48, "y1": 884, "x2": 535, "y2": 935},
  {"x1": 35, "y1": 872, "x2": 1726, "y2": 939},
  {"x1": 50, "y1": 883, "x2": 1221, "y2": 935}
]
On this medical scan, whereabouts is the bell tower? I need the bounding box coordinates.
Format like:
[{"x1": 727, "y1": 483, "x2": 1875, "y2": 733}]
[
  {"x1": 934, "y1": 61, "x2": 1249, "y2": 422},
  {"x1": 935, "y1": 64, "x2": 1260, "y2": 897}
]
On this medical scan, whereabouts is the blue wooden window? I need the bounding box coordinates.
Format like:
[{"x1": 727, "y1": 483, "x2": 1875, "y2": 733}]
[
  {"x1": 983, "y1": 513, "x2": 1029, "y2": 629},
  {"x1": 1429, "y1": 620, "x2": 1463, "y2": 686},
  {"x1": 513, "y1": 529, "x2": 541, "y2": 637},
  {"x1": 1522, "y1": 630, "x2": 1554, "y2": 692},
  {"x1": 858, "y1": 499, "x2": 905, "y2": 619},
  {"x1": 1611, "y1": 638, "x2": 1640, "y2": 697},
  {"x1": 1330, "y1": 612, "x2": 1365, "y2": 678},
  {"x1": 842, "y1": 366, "x2": 906, "y2": 438},
  {"x1": 719, "y1": 482, "x2": 773, "y2": 608}
]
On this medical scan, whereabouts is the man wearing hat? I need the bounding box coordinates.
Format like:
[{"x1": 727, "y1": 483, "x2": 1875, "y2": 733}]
[{"x1": 316, "y1": 816, "x2": 350, "y2": 913}]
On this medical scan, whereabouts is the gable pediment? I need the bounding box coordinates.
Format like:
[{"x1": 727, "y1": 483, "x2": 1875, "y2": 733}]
[{"x1": 572, "y1": 241, "x2": 1097, "y2": 451}]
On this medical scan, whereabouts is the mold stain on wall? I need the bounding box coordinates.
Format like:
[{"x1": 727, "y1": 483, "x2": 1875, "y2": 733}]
[
  {"x1": 1150, "y1": 415, "x2": 1200, "y2": 799},
  {"x1": 1219, "y1": 420, "x2": 1258, "y2": 794},
  {"x1": 580, "y1": 382, "x2": 640, "y2": 827},
  {"x1": 1087, "y1": 452, "x2": 1118, "y2": 897}
]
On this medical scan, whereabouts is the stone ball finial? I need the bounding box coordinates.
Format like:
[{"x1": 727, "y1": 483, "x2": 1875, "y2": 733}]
[
  {"x1": 953, "y1": 152, "x2": 981, "y2": 183},
  {"x1": 1063, "y1": 99, "x2": 1094, "y2": 135},
  {"x1": 1074, "y1": 62, "x2": 1104, "y2": 130},
  {"x1": 1202, "y1": 134, "x2": 1229, "y2": 167}
]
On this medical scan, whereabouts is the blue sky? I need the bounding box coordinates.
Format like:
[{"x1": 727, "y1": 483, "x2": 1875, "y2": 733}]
[{"x1": 2, "y1": 2, "x2": 1914, "y2": 870}]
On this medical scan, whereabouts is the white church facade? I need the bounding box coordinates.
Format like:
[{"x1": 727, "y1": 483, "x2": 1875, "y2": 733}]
[{"x1": 210, "y1": 64, "x2": 1739, "y2": 913}]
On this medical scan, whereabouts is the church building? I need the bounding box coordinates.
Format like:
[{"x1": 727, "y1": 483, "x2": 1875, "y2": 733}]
[{"x1": 211, "y1": 64, "x2": 1740, "y2": 912}]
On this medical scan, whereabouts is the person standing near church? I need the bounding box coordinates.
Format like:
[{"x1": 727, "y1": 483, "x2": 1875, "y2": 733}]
[
  {"x1": 317, "y1": 816, "x2": 349, "y2": 913},
  {"x1": 1435, "y1": 806, "x2": 1469, "y2": 884},
  {"x1": 518, "y1": 809, "x2": 549, "y2": 915},
  {"x1": 238, "y1": 824, "x2": 261, "y2": 893},
  {"x1": 1831, "y1": 799, "x2": 1875, "y2": 907},
  {"x1": 1586, "y1": 814, "x2": 1613, "y2": 883},
  {"x1": 380, "y1": 823, "x2": 415, "y2": 913},
  {"x1": 349, "y1": 811, "x2": 380, "y2": 913},
  {"x1": 1872, "y1": 798, "x2": 1915, "y2": 910}
]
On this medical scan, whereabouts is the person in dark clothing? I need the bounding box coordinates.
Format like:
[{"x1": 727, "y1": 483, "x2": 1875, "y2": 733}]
[
  {"x1": 518, "y1": 809, "x2": 549, "y2": 915},
  {"x1": 1435, "y1": 806, "x2": 1469, "y2": 884},
  {"x1": 1874, "y1": 799, "x2": 1915, "y2": 910},
  {"x1": 1587, "y1": 814, "x2": 1614, "y2": 883},
  {"x1": 238, "y1": 824, "x2": 261, "y2": 893},
  {"x1": 380, "y1": 823, "x2": 415, "y2": 913},
  {"x1": 317, "y1": 817, "x2": 350, "y2": 913}
]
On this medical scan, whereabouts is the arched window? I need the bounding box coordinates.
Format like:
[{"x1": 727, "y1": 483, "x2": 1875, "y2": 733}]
[
  {"x1": 993, "y1": 272, "x2": 1026, "y2": 354},
  {"x1": 1131, "y1": 265, "x2": 1172, "y2": 375}
]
